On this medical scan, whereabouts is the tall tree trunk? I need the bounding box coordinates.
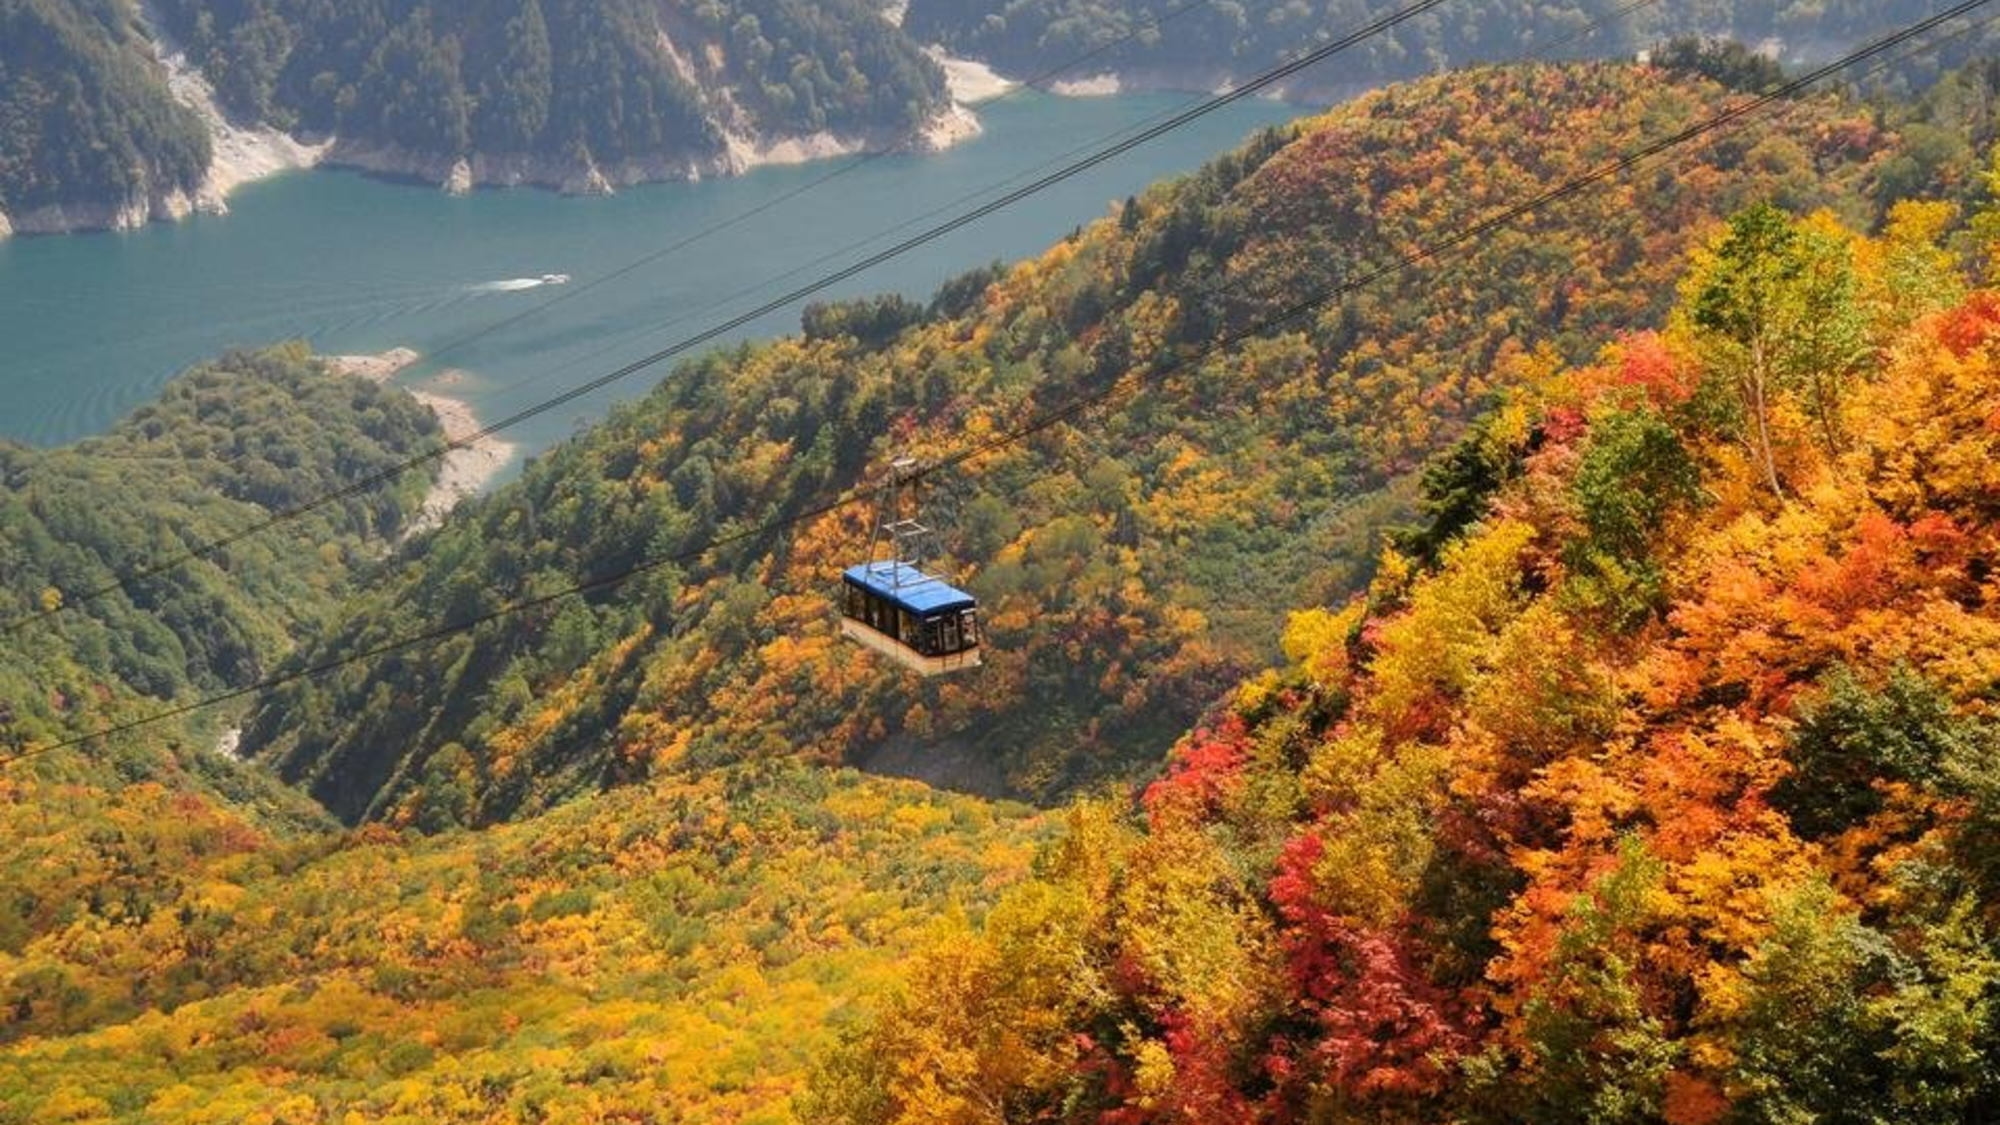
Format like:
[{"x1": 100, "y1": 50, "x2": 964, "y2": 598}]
[{"x1": 1748, "y1": 335, "x2": 1783, "y2": 497}]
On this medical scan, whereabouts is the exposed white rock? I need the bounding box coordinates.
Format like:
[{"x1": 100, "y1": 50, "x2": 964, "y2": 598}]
[
  {"x1": 0, "y1": 209, "x2": 11, "y2": 239},
  {"x1": 570, "y1": 158, "x2": 616, "y2": 196},
  {"x1": 930, "y1": 50, "x2": 1016, "y2": 104},
  {"x1": 7, "y1": 188, "x2": 190, "y2": 234},
  {"x1": 322, "y1": 349, "x2": 516, "y2": 535},
  {"x1": 445, "y1": 158, "x2": 473, "y2": 195},
  {"x1": 322, "y1": 347, "x2": 420, "y2": 382},
  {"x1": 139, "y1": 1, "x2": 329, "y2": 213},
  {"x1": 718, "y1": 128, "x2": 868, "y2": 174},
  {"x1": 919, "y1": 102, "x2": 983, "y2": 151},
  {"x1": 655, "y1": 24, "x2": 703, "y2": 87},
  {"x1": 1049, "y1": 73, "x2": 1124, "y2": 97},
  {"x1": 319, "y1": 141, "x2": 463, "y2": 189}
]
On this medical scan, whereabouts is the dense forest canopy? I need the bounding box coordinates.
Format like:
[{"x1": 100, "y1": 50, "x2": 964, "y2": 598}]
[
  {"x1": 906, "y1": 0, "x2": 1999, "y2": 92},
  {"x1": 0, "y1": 760, "x2": 1042, "y2": 1122},
  {"x1": 4, "y1": 49, "x2": 2000, "y2": 1125},
  {"x1": 0, "y1": 0, "x2": 209, "y2": 214},
  {"x1": 238, "y1": 60, "x2": 1926, "y2": 830},
  {"x1": 0, "y1": 0, "x2": 948, "y2": 222},
  {"x1": 808, "y1": 192, "x2": 2000, "y2": 1124},
  {"x1": 149, "y1": 0, "x2": 948, "y2": 162},
  {"x1": 0, "y1": 345, "x2": 437, "y2": 805}
]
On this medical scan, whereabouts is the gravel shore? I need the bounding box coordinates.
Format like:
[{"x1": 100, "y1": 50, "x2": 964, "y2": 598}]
[{"x1": 323, "y1": 349, "x2": 516, "y2": 535}]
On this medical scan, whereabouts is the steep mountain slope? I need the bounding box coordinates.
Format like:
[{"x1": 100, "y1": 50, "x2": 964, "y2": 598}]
[
  {"x1": 0, "y1": 0, "x2": 954, "y2": 231},
  {"x1": 0, "y1": 344, "x2": 444, "y2": 841},
  {"x1": 807, "y1": 201, "x2": 2000, "y2": 1122},
  {"x1": 0, "y1": 344, "x2": 438, "y2": 742},
  {"x1": 242, "y1": 62, "x2": 1902, "y2": 827},
  {"x1": 0, "y1": 355, "x2": 1038, "y2": 1125},
  {"x1": 0, "y1": 761, "x2": 1041, "y2": 1123},
  {"x1": 0, "y1": 0, "x2": 210, "y2": 232},
  {"x1": 905, "y1": 0, "x2": 1997, "y2": 98},
  {"x1": 149, "y1": 0, "x2": 951, "y2": 188},
  {"x1": 5, "y1": 54, "x2": 1997, "y2": 1125}
]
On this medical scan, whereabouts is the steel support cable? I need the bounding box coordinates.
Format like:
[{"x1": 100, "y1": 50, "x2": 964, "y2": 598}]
[
  {"x1": 7, "y1": 1, "x2": 1984, "y2": 767},
  {"x1": 62, "y1": 0, "x2": 1331, "y2": 479},
  {"x1": 469, "y1": 0, "x2": 1666, "y2": 408},
  {"x1": 3, "y1": 0, "x2": 1462, "y2": 636}
]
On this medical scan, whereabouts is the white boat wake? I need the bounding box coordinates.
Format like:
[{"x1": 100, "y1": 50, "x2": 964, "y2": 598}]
[{"x1": 471, "y1": 273, "x2": 570, "y2": 293}]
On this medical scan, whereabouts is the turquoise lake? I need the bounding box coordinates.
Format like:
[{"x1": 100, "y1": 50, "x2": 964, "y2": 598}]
[{"x1": 0, "y1": 92, "x2": 1306, "y2": 458}]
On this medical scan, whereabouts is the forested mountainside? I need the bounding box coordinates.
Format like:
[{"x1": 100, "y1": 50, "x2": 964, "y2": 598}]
[
  {"x1": 0, "y1": 0, "x2": 210, "y2": 229},
  {"x1": 0, "y1": 761, "x2": 1041, "y2": 1122},
  {"x1": 5, "y1": 0, "x2": 1978, "y2": 234},
  {"x1": 0, "y1": 0, "x2": 948, "y2": 233},
  {"x1": 149, "y1": 0, "x2": 948, "y2": 179},
  {"x1": 0, "y1": 354, "x2": 1031, "y2": 1125},
  {"x1": 242, "y1": 61, "x2": 1915, "y2": 829},
  {"x1": 6, "y1": 53, "x2": 2000, "y2": 1125},
  {"x1": 0, "y1": 345, "x2": 436, "y2": 815},
  {"x1": 905, "y1": 0, "x2": 1998, "y2": 97},
  {"x1": 808, "y1": 199, "x2": 2000, "y2": 1124}
]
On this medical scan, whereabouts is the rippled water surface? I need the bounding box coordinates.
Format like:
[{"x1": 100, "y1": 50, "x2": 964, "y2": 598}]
[{"x1": 0, "y1": 92, "x2": 1305, "y2": 458}]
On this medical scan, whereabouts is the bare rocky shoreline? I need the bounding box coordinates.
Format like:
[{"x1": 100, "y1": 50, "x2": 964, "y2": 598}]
[
  {"x1": 0, "y1": 1, "x2": 1314, "y2": 241},
  {"x1": 209, "y1": 346, "x2": 499, "y2": 765},
  {"x1": 323, "y1": 348, "x2": 517, "y2": 537},
  {"x1": 0, "y1": 9, "x2": 1001, "y2": 238}
]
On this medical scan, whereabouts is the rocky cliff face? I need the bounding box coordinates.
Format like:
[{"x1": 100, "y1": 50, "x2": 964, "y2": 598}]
[
  {"x1": 142, "y1": 3, "x2": 329, "y2": 216},
  {"x1": 4, "y1": 185, "x2": 197, "y2": 237}
]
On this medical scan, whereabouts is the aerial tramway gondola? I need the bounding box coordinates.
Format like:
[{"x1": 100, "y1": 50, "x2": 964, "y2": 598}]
[{"x1": 838, "y1": 456, "x2": 981, "y2": 676}]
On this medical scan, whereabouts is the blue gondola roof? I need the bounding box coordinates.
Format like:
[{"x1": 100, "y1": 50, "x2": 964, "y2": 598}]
[{"x1": 843, "y1": 562, "x2": 977, "y2": 613}]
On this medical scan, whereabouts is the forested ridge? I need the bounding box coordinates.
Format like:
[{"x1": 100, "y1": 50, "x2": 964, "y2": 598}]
[
  {"x1": 906, "y1": 0, "x2": 2000, "y2": 95},
  {"x1": 809, "y1": 195, "x2": 2000, "y2": 1124},
  {"x1": 0, "y1": 0, "x2": 949, "y2": 228},
  {"x1": 150, "y1": 0, "x2": 948, "y2": 167},
  {"x1": 0, "y1": 345, "x2": 438, "y2": 827},
  {"x1": 244, "y1": 60, "x2": 1912, "y2": 829},
  {"x1": 0, "y1": 0, "x2": 209, "y2": 219},
  {"x1": 5, "y1": 48, "x2": 2000, "y2": 1125}
]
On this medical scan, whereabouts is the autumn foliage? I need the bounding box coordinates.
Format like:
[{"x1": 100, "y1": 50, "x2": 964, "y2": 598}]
[
  {"x1": 0, "y1": 763, "x2": 1040, "y2": 1122},
  {"x1": 9, "y1": 60, "x2": 2000, "y2": 1125},
  {"x1": 814, "y1": 205, "x2": 2000, "y2": 1122},
  {"x1": 244, "y1": 62, "x2": 1902, "y2": 827}
]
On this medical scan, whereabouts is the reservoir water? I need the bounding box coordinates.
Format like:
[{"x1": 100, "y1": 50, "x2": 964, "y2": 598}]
[{"x1": 0, "y1": 92, "x2": 1305, "y2": 457}]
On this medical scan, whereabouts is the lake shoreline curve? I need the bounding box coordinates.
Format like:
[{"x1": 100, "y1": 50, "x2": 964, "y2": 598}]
[
  {"x1": 1, "y1": 15, "x2": 996, "y2": 239},
  {"x1": 322, "y1": 348, "x2": 516, "y2": 538}
]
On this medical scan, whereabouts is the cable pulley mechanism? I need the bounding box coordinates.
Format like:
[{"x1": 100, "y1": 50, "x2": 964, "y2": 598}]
[{"x1": 838, "y1": 457, "x2": 982, "y2": 676}]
